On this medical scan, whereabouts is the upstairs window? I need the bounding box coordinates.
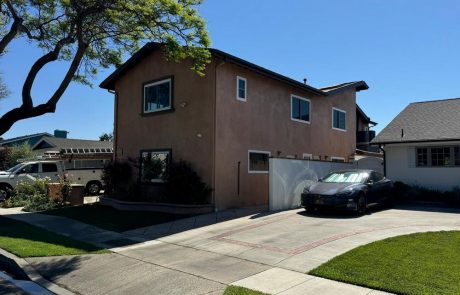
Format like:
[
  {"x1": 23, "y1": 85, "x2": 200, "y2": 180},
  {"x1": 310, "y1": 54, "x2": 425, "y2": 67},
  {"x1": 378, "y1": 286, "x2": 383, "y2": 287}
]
[
  {"x1": 237, "y1": 76, "x2": 247, "y2": 101},
  {"x1": 332, "y1": 108, "x2": 346, "y2": 131},
  {"x1": 291, "y1": 95, "x2": 310, "y2": 123},
  {"x1": 144, "y1": 78, "x2": 172, "y2": 113}
]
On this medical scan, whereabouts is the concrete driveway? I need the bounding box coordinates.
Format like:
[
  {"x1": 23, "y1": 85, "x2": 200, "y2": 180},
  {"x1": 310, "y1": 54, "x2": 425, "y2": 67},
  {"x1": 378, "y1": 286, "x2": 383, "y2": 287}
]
[{"x1": 22, "y1": 206, "x2": 460, "y2": 294}]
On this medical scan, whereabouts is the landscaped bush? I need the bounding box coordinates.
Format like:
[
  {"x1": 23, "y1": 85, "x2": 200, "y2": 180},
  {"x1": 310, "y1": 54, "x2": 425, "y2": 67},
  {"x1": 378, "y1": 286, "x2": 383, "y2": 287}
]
[
  {"x1": 102, "y1": 159, "x2": 211, "y2": 205},
  {"x1": 101, "y1": 160, "x2": 133, "y2": 196},
  {"x1": 392, "y1": 181, "x2": 460, "y2": 206},
  {"x1": 2, "y1": 178, "x2": 65, "y2": 212},
  {"x1": 163, "y1": 160, "x2": 212, "y2": 204}
]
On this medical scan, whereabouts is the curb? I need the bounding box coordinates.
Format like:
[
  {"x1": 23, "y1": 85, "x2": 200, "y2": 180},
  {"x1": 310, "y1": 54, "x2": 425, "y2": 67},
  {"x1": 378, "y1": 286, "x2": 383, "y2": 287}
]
[{"x1": 0, "y1": 248, "x2": 75, "y2": 295}]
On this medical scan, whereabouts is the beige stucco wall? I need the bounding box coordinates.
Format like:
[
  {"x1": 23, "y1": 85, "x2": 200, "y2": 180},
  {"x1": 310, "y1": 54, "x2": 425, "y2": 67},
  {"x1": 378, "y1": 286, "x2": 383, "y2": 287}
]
[
  {"x1": 113, "y1": 50, "x2": 358, "y2": 210},
  {"x1": 214, "y1": 62, "x2": 357, "y2": 209},
  {"x1": 114, "y1": 51, "x2": 216, "y2": 199}
]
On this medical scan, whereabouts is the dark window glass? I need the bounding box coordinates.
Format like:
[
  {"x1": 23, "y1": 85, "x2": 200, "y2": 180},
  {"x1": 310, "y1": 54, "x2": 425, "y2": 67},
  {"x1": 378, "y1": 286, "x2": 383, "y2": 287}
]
[
  {"x1": 19, "y1": 164, "x2": 39, "y2": 174},
  {"x1": 416, "y1": 148, "x2": 428, "y2": 166},
  {"x1": 238, "y1": 78, "x2": 246, "y2": 99},
  {"x1": 371, "y1": 172, "x2": 384, "y2": 182},
  {"x1": 144, "y1": 79, "x2": 171, "y2": 112},
  {"x1": 140, "y1": 150, "x2": 170, "y2": 183},
  {"x1": 431, "y1": 147, "x2": 451, "y2": 166},
  {"x1": 333, "y1": 109, "x2": 346, "y2": 130},
  {"x1": 455, "y1": 147, "x2": 460, "y2": 166},
  {"x1": 291, "y1": 96, "x2": 310, "y2": 122},
  {"x1": 249, "y1": 152, "x2": 269, "y2": 172},
  {"x1": 42, "y1": 163, "x2": 58, "y2": 173}
]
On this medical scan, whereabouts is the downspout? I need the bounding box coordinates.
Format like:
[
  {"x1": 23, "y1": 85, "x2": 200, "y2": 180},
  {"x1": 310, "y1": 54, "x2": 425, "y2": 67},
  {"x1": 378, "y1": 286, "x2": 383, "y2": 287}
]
[
  {"x1": 379, "y1": 144, "x2": 386, "y2": 176},
  {"x1": 108, "y1": 89, "x2": 117, "y2": 161},
  {"x1": 213, "y1": 58, "x2": 226, "y2": 212}
]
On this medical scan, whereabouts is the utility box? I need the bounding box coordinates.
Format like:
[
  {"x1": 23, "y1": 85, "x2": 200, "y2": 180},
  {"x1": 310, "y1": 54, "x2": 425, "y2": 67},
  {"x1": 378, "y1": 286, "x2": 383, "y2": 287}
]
[{"x1": 68, "y1": 184, "x2": 85, "y2": 205}]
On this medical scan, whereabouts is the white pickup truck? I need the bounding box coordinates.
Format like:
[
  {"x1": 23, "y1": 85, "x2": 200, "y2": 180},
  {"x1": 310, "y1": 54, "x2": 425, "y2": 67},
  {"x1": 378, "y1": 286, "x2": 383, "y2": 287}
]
[{"x1": 0, "y1": 159, "x2": 107, "y2": 201}]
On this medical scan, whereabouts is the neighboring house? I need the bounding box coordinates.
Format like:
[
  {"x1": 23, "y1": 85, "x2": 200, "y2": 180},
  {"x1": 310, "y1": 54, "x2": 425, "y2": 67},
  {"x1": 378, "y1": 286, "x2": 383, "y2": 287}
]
[
  {"x1": 372, "y1": 98, "x2": 460, "y2": 191},
  {"x1": 0, "y1": 132, "x2": 53, "y2": 147},
  {"x1": 355, "y1": 105, "x2": 379, "y2": 153},
  {"x1": 100, "y1": 43, "x2": 370, "y2": 210},
  {"x1": 32, "y1": 137, "x2": 113, "y2": 158}
]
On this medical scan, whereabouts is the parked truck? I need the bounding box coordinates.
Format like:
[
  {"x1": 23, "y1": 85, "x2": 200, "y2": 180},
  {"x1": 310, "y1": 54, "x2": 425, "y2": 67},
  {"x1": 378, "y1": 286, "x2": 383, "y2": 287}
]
[{"x1": 0, "y1": 158, "x2": 109, "y2": 201}]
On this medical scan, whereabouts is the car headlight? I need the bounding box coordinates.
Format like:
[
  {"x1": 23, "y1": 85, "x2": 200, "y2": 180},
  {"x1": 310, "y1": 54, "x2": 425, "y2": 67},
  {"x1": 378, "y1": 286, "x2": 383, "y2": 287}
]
[{"x1": 336, "y1": 189, "x2": 354, "y2": 196}]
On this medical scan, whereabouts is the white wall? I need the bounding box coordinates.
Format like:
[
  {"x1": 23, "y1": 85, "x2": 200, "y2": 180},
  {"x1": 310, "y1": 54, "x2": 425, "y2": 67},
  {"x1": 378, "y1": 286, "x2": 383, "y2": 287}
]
[
  {"x1": 269, "y1": 158, "x2": 355, "y2": 211},
  {"x1": 385, "y1": 142, "x2": 460, "y2": 191}
]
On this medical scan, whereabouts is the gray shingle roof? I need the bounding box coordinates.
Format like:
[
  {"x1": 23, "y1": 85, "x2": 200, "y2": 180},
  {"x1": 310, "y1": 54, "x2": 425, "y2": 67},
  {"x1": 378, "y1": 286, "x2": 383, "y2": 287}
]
[
  {"x1": 33, "y1": 137, "x2": 113, "y2": 150},
  {"x1": 372, "y1": 98, "x2": 460, "y2": 144}
]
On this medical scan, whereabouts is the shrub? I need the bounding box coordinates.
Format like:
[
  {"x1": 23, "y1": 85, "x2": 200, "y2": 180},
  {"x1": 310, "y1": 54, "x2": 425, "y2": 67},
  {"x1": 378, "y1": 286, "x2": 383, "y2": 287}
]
[
  {"x1": 163, "y1": 160, "x2": 211, "y2": 204},
  {"x1": 392, "y1": 181, "x2": 460, "y2": 206},
  {"x1": 102, "y1": 160, "x2": 133, "y2": 196},
  {"x1": 2, "y1": 178, "x2": 65, "y2": 212}
]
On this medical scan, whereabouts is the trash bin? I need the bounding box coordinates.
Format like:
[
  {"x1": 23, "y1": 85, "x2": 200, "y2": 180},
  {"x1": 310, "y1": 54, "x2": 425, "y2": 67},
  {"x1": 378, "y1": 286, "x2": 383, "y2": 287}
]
[{"x1": 68, "y1": 184, "x2": 85, "y2": 205}]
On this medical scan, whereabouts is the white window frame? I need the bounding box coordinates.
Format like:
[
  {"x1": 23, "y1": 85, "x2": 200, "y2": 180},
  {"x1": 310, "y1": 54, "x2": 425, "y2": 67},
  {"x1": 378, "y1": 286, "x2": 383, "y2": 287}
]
[
  {"x1": 302, "y1": 153, "x2": 312, "y2": 160},
  {"x1": 332, "y1": 107, "x2": 347, "y2": 131},
  {"x1": 143, "y1": 78, "x2": 172, "y2": 113},
  {"x1": 331, "y1": 156, "x2": 345, "y2": 162},
  {"x1": 291, "y1": 95, "x2": 311, "y2": 124},
  {"x1": 248, "y1": 150, "x2": 271, "y2": 174},
  {"x1": 236, "y1": 76, "x2": 247, "y2": 102}
]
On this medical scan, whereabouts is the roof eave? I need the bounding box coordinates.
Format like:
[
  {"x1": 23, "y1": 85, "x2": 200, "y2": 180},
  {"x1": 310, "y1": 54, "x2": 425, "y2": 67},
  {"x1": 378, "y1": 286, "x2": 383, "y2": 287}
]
[
  {"x1": 324, "y1": 81, "x2": 369, "y2": 96},
  {"x1": 371, "y1": 138, "x2": 460, "y2": 145},
  {"x1": 209, "y1": 49, "x2": 326, "y2": 96}
]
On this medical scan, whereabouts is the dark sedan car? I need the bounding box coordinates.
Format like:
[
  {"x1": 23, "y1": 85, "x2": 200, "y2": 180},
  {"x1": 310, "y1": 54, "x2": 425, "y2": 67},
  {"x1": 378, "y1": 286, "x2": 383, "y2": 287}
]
[{"x1": 301, "y1": 169, "x2": 393, "y2": 215}]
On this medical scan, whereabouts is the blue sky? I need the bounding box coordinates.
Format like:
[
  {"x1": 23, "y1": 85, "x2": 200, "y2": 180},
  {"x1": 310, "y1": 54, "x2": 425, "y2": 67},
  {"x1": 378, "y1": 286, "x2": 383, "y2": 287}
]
[{"x1": 2, "y1": 0, "x2": 460, "y2": 139}]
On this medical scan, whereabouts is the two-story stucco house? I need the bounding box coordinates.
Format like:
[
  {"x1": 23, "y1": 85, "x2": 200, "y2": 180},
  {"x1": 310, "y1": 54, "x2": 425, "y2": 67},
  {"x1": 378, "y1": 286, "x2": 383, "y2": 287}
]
[{"x1": 100, "y1": 43, "x2": 369, "y2": 210}]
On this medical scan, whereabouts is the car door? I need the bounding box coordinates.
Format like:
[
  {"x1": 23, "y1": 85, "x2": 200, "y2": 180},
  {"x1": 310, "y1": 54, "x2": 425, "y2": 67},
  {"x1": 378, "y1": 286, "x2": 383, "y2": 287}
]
[
  {"x1": 15, "y1": 163, "x2": 39, "y2": 184},
  {"x1": 40, "y1": 162, "x2": 60, "y2": 182}
]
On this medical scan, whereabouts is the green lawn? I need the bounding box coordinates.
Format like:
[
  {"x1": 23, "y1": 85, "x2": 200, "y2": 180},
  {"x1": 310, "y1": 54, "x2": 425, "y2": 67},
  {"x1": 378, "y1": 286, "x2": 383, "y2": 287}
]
[
  {"x1": 310, "y1": 231, "x2": 460, "y2": 295},
  {"x1": 0, "y1": 216, "x2": 108, "y2": 257},
  {"x1": 42, "y1": 204, "x2": 191, "y2": 232},
  {"x1": 224, "y1": 286, "x2": 269, "y2": 295}
]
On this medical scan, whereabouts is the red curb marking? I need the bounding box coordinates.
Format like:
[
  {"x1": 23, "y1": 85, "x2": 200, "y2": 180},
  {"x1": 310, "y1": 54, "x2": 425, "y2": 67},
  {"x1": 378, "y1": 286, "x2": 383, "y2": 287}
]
[{"x1": 209, "y1": 219, "x2": 460, "y2": 256}]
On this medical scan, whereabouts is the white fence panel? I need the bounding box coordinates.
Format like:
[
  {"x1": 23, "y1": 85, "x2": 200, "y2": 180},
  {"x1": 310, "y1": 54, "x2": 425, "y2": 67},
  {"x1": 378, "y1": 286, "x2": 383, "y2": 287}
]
[
  {"x1": 355, "y1": 157, "x2": 383, "y2": 174},
  {"x1": 269, "y1": 158, "x2": 355, "y2": 211}
]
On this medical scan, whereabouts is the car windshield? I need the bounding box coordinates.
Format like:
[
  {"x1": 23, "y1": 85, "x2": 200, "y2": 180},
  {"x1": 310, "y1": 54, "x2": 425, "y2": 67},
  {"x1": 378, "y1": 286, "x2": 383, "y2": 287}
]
[
  {"x1": 5, "y1": 163, "x2": 24, "y2": 173},
  {"x1": 323, "y1": 171, "x2": 369, "y2": 183}
]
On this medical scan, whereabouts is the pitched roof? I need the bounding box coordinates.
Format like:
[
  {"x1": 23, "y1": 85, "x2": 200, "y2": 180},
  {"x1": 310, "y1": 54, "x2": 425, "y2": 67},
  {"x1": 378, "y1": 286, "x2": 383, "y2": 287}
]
[
  {"x1": 320, "y1": 81, "x2": 369, "y2": 95},
  {"x1": 371, "y1": 98, "x2": 460, "y2": 144},
  {"x1": 32, "y1": 137, "x2": 113, "y2": 150},
  {"x1": 99, "y1": 43, "x2": 368, "y2": 97},
  {"x1": 0, "y1": 132, "x2": 52, "y2": 145},
  {"x1": 356, "y1": 104, "x2": 377, "y2": 126}
]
